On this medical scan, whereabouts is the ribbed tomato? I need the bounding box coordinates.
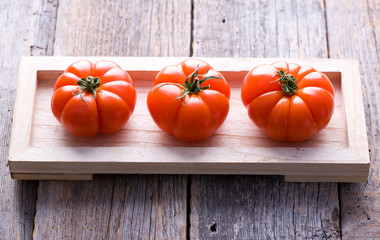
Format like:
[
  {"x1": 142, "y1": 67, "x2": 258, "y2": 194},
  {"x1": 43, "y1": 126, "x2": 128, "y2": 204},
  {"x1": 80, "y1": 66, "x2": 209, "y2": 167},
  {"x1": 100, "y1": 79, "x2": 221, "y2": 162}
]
[
  {"x1": 147, "y1": 59, "x2": 230, "y2": 141},
  {"x1": 51, "y1": 60, "x2": 136, "y2": 137},
  {"x1": 241, "y1": 61, "x2": 334, "y2": 142}
]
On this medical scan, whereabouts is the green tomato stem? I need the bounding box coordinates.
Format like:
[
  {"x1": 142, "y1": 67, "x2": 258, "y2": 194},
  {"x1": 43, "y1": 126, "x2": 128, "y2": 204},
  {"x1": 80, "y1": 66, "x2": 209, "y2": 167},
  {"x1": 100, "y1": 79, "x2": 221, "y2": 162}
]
[
  {"x1": 271, "y1": 70, "x2": 298, "y2": 95},
  {"x1": 72, "y1": 76, "x2": 101, "y2": 107}
]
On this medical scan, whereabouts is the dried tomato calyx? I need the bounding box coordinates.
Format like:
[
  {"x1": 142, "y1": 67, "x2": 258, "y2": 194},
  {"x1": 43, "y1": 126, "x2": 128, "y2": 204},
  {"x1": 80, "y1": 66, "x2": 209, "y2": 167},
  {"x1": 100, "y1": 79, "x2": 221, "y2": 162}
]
[
  {"x1": 72, "y1": 76, "x2": 101, "y2": 107},
  {"x1": 153, "y1": 65, "x2": 221, "y2": 107},
  {"x1": 272, "y1": 70, "x2": 298, "y2": 95}
]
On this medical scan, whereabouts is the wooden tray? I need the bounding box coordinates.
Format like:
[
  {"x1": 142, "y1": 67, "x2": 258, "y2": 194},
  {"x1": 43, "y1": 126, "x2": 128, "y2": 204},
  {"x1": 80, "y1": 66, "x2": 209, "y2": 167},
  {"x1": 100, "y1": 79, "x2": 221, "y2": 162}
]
[{"x1": 8, "y1": 57, "x2": 370, "y2": 182}]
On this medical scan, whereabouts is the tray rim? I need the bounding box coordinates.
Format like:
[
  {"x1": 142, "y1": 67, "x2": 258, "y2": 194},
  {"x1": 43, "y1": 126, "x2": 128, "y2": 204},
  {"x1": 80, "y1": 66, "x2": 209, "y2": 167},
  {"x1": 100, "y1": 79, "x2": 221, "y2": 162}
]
[{"x1": 8, "y1": 56, "x2": 370, "y2": 182}]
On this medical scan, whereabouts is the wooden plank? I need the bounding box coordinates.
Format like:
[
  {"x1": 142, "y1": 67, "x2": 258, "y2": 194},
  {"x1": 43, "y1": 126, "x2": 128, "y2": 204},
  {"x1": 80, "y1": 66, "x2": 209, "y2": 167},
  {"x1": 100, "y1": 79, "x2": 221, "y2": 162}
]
[
  {"x1": 191, "y1": 176, "x2": 341, "y2": 239},
  {"x1": 326, "y1": 0, "x2": 380, "y2": 238},
  {"x1": 0, "y1": 0, "x2": 57, "y2": 239},
  {"x1": 32, "y1": 0, "x2": 190, "y2": 239},
  {"x1": 34, "y1": 175, "x2": 186, "y2": 239},
  {"x1": 53, "y1": 0, "x2": 191, "y2": 57},
  {"x1": 190, "y1": 0, "x2": 341, "y2": 239},
  {"x1": 107, "y1": 175, "x2": 187, "y2": 239}
]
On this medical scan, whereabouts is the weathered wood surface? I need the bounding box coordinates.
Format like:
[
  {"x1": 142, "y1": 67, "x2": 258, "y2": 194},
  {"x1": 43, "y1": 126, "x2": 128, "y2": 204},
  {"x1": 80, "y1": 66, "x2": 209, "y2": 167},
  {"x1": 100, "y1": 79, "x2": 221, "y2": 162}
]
[
  {"x1": 1, "y1": 0, "x2": 380, "y2": 239},
  {"x1": 34, "y1": 175, "x2": 186, "y2": 239},
  {"x1": 32, "y1": 0, "x2": 190, "y2": 239},
  {"x1": 326, "y1": 0, "x2": 380, "y2": 239},
  {"x1": 0, "y1": 0, "x2": 57, "y2": 239},
  {"x1": 190, "y1": 0, "x2": 340, "y2": 239},
  {"x1": 191, "y1": 176, "x2": 340, "y2": 239}
]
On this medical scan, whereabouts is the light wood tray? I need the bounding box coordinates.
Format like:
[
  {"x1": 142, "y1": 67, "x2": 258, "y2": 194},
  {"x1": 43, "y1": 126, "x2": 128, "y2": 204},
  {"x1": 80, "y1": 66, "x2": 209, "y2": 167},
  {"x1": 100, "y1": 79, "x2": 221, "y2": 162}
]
[{"x1": 8, "y1": 57, "x2": 370, "y2": 182}]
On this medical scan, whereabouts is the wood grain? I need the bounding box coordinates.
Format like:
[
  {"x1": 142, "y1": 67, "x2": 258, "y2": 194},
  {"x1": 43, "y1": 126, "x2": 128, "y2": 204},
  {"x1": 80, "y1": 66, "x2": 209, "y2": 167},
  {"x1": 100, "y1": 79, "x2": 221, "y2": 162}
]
[
  {"x1": 53, "y1": 0, "x2": 191, "y2": 57},
  {"x1": 326, "y1": 0, "x2": 380, "y2": 238},
  {"x1": 107, "y1": 175, "x2": 187, "y2": 239},
  {"x1": 0, "y1": 0, "x2": 57, "y2": 239},
  {"x1": 32, "y1": 0, "x2": 190, "y2": 239},
  {"x1": 190, "y1": 0, "x2": 341, "y2": 238},
  {"x1": 191, "y1": 176, "x2": 340, "y2": 239},
  {"x1": 34, "y1": 175, "x2": 186, "y2": 239}
]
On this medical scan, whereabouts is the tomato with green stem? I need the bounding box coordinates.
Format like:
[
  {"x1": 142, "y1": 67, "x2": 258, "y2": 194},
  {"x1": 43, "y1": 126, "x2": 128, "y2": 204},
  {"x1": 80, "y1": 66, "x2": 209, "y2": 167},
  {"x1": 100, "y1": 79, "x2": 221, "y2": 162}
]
[
  {"x1": 241, "y1": 61, "x2": 335, "y2": 142},
  {"x1": 147, "y1": 59, "x2": 230, "y2": 141},
  {"x1": 51, "y1": 60, "x2": 136, "y2": 137}
]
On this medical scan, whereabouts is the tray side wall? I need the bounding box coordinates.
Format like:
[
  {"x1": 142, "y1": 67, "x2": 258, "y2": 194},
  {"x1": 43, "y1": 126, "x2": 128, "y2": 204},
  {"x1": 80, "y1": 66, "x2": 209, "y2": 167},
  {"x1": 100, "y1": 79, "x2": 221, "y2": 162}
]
[{"x1": 8, "y1": 57, "x2": 38, "y2": 162}]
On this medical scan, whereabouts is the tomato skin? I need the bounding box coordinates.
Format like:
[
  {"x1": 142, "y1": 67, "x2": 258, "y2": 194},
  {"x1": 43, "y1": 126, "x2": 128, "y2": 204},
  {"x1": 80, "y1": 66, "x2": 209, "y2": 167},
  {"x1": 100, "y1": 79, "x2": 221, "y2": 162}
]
[
  {"x1": 241, "y1": 61, "x2": 335, "y2": 142},
  {"x1": 51, "y1": 60, "x2": 136, "y2": 137},
  {"x1": 147, "y1": 59, "x2": 230, "y2": 141}
]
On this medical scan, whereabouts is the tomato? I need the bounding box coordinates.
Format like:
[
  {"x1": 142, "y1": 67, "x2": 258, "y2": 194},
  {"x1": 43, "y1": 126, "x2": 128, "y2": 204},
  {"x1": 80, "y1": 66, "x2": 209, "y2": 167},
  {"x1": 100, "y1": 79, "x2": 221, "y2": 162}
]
[
  {"x1": 241, "y1": 61, "x2": 334, "y2": 142},
  {"x1": 147, "y1": 59, "x2": 230, "y2": 141},
  {"x1": 51, "y1": 60, "x2": 136, "y2": 137}
]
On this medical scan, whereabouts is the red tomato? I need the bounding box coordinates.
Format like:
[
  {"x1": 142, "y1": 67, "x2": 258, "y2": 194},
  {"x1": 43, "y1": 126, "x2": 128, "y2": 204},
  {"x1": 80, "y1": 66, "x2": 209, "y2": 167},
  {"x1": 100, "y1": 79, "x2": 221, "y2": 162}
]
[
  {"x1": 51, "y1": 60, "x2": 136, "y2": 137},
  {"x1": 147, "y1": 59, "x2": 230, "y2": 141},
  {"x1": 241, "y1": 61, "x2": 335, "y2": 142}
]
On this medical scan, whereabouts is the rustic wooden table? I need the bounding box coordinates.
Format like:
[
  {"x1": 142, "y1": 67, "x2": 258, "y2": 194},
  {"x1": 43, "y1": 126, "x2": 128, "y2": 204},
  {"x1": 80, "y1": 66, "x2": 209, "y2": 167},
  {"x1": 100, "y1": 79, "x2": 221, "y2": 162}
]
[{"x1": 1, "y1": 0, "x2": 379, "y2": 239}]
